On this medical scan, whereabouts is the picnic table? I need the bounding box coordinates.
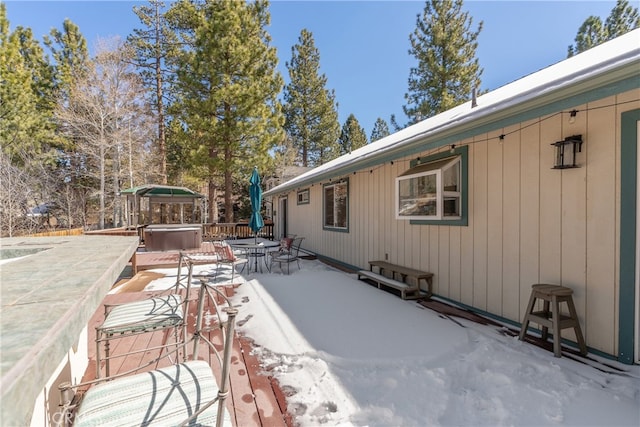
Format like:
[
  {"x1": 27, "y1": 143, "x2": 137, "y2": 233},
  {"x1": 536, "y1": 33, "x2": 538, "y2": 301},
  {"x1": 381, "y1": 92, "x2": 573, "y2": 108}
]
[{"x1": 357, "y1": 260, "x2": 433, "y2": 299}]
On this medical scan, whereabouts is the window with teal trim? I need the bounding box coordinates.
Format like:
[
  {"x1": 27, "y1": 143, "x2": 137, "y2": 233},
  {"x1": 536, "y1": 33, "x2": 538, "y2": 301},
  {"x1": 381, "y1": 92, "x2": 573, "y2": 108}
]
[{"x1": 399, "y1": 146, "x2": 468, "y2": 226}]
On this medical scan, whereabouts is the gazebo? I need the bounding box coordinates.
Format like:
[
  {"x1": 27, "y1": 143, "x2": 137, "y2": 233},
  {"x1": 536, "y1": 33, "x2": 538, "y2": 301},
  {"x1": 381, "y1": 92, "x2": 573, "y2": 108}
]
[{"x1": 121, "y1": 184, "x2": 205, "y2": 251}]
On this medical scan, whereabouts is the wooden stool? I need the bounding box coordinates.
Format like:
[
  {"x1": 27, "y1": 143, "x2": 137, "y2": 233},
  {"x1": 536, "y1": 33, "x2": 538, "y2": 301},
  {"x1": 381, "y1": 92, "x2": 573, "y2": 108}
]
[{"x1": 519, "y1": 284, "x2": 587, "y2": 357}]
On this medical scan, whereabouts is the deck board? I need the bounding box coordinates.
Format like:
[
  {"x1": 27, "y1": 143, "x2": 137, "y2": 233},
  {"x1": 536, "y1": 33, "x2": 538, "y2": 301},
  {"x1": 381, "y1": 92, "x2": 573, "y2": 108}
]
[
  {"x1": 84, "y1": 285, "x2": 290, "y2": 426},
  {"x1": 132, "y1": 241, "x2": 221, "y2": 273}
]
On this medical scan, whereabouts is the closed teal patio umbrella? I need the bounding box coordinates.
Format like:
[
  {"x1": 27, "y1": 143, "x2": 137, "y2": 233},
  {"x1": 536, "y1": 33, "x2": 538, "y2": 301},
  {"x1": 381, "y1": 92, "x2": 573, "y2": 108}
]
[{"x1": 248, "y1": 167, "x2": 264, "y2": 243}]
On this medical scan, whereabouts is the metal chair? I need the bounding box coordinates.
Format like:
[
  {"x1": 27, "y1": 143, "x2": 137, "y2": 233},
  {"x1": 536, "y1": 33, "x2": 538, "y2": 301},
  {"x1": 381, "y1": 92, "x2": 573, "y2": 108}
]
[
  {"x1": 265, "y1": 235, "x2": 296, "y2": 266},
  {"x1": 60, "y1": 261, "x2": 238, "y2": 427},
  {"x1": 269, "y1": 237, "x2": 305, "y2": 274},
  {"x1": 213, "y1": 241, "x2": 248, "y2": 282},
  {"x1": 95, "y1": 252, "x2": 194, "y2": 378}
]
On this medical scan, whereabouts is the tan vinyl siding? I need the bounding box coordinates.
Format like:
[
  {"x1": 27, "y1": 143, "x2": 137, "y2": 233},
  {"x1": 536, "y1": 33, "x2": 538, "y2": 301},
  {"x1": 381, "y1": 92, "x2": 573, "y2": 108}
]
[
  {"x1": 502, "y1": 123, "x2": 522, "y2": 322},
  {"x1": 519, "y1": 118, "x2": 541, "y2": 323},
  {"x1": 280, "y1": 88, "x2": 640, "y2": 356}
]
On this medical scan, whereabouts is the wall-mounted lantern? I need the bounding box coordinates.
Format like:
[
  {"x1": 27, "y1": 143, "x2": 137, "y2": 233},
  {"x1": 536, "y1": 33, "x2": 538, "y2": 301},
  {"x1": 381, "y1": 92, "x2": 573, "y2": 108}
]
[{"x1": 552, "y1": 135, "x2": 583, "y2": 169}]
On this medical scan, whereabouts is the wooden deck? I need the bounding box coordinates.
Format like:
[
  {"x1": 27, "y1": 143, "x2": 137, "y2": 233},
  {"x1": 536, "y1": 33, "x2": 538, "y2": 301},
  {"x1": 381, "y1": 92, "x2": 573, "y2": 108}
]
[
  {"x1": 131, "y1": 241, "x2": 232, "y2": 273},
  {"x1": 81, "y1": 285, "x2": 292, "y2": 427},
  {"x1": 132, "y1": 250, "x2": 183, "y2": 273}
]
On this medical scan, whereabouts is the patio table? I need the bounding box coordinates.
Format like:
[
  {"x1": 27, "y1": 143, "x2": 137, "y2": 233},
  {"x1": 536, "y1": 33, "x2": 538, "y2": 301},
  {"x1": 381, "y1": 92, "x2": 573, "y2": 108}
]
[{"x1": 229, "y1": 238, "x2": 279, "y2": 273}]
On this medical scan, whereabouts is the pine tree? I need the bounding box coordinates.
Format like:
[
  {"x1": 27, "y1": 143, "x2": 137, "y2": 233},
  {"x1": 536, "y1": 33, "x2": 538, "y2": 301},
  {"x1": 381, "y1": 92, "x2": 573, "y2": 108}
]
[
  {"x1": 14, "y1": 26, "x2": 56, "y2": 118},
  {"x1": 0, "y1": 4, "x2": 53, "y2": 164},
  {"x1": 44, "y1": 18, "x2": 90, "y2": 102},
  {"x1": 403, "y1": 0, "x2": 483, "y2": 124},
  {"x1": 282, "y1": 29, "x2": 340, "y2": 167},
  {"x1": 338, "y1": 114, "x2": 368, "y2": 155},
  {"x1": 172, "y1": 0, "x2": 283, "y2": 223},
  {"x1": 606, "y1": 0, "x2": 640, "y2": 38},
  {"x1": 568, "y1": 0, "x2": 639, "y2": 57},
  {"x1": 567, "y1": 17, "x2": 606, "y2": 57},
  {"x1": 128, "y1": 0, "x2": 180, "y2": 184},
  {"x1": 370, "y1": 117, "x2": 390, "y2": 142}
]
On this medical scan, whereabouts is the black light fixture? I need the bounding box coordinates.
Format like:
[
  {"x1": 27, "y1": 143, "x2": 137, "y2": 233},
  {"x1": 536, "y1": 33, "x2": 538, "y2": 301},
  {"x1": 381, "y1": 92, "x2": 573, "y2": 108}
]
[
  {"x1": 552, "y1": 135, "x2": 583, "y2": 169},
  {"x1": 569, "y1": 109, "x2": 578, "y2": 124}
]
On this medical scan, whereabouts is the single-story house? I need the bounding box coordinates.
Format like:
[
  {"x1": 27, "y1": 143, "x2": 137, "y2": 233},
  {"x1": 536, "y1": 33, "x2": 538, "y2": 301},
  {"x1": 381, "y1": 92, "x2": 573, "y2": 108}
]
[{"x1": 264, "y1": 29, "x2": 640, "y2": 364}]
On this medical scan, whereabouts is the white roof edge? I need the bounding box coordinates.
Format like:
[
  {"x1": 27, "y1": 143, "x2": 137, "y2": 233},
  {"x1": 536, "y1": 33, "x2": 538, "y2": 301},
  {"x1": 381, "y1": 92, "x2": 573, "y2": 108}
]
[{"x1": 265, "y1": 29, "x2": 640, "y2": 196}]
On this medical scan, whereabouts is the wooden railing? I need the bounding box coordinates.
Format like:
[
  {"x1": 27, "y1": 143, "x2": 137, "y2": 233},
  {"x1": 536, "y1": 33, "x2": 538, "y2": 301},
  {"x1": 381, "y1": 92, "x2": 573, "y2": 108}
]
[
  {"x1": 84, "y1": 228, "x2": 138, "y2": 237},
  {"x1": 203, "y1": 222, "x2": 274, "y2": 240}
]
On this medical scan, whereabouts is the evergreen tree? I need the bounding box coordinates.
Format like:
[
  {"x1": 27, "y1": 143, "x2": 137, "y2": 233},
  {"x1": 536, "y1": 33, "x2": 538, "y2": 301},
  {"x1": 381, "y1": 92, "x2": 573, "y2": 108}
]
[
  {"x1": 44, "y1": 18, "x2": 90, "y2": 102},
  {"x1": 606, "y1": 0, "x2": 640, "y2": 38},
  {"x1": 403, "y1": 0, "x2": 483, "y2": 124},
  {"x1": 0, "y1": 4, "x2": 53, "y2": 164},
  {"x1": 172, "y1": 0, "x2": 283, "y2": 223},
  {"x1": 128, "y1": 0, "x2": 180, "y2": 184},
  {"x1": 282, "y1": 29, "x2": 340, "y2": 167},
  {"x1": 567, "y1": 17, "x2": 606, "y2": 57},
  {"x1": 370, "y1": 117, "x2": 390, "y2": 142},
  {"x1": 568, "y1": 0, "x2": 639, "y2": 56},
  {"x1": 338, "y1": 114, "x2": 367, "y2": 155},
  {"x1": 14, "y1": 26, "x2": 56, "y2": 117}
]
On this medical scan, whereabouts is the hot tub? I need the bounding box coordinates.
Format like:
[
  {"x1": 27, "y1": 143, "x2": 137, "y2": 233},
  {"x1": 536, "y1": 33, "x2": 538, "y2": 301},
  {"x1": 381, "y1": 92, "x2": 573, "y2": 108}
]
[{"x1": 144, "y1": 224, "x2": 202, "y2": 251}]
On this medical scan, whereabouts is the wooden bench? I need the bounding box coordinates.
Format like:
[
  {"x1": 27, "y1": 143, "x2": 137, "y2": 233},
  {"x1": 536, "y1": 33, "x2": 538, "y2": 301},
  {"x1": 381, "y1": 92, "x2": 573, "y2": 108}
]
[
  {"x1": 357, "y1": 270, "x2": 421, "y2": 299},
  {"x1": 371, "y1": 260, "x2": 433, "y2": 297}
]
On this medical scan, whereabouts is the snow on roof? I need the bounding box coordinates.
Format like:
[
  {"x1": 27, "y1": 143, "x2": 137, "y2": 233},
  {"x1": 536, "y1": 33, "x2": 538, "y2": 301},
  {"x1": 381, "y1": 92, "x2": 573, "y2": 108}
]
[{"x1": 265, "y1": 29, "x2": 640, "y2": 196}]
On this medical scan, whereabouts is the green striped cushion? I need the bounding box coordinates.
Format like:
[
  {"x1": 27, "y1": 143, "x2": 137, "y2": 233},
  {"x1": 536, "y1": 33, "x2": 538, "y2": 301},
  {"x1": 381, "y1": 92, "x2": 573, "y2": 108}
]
[
  {"x1": 100, "y1": 295, "x2": 183, "y2": 335},
  {"x1": 75, "y1": 361, "x2": 230, "y2": 426}
]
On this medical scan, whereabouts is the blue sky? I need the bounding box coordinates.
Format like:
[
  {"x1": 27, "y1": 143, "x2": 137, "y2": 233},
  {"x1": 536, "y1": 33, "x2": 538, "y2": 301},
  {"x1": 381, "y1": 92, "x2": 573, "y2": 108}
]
[{"x1": 4, "y1": 0, "x2": 618, "y2": 136}]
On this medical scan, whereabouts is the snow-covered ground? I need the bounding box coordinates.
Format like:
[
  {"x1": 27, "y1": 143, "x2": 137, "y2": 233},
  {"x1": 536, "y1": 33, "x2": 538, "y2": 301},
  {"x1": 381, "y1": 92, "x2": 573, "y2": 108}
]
[{"x1": 137, "y1": 258, "x2": 640, "y2": 426}]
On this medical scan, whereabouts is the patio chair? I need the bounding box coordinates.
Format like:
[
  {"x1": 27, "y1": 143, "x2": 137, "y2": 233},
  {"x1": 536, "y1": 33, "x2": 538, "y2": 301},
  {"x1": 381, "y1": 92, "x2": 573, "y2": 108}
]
[
  {"x1": 95, "y1": 252, "x2": 194, "y2": 378},
  {"x1": 59, "y1": 273, "x2": 238, "y2": 427},
  {"x1": 265, "y1": 234, "x2": 297, "y2": 262},
  {"x1": 213, "y1": 241, "x2": 248, "y2": 283},
  {"x1": 269, "y1": 236, "x2": 305, "y2": 274}
]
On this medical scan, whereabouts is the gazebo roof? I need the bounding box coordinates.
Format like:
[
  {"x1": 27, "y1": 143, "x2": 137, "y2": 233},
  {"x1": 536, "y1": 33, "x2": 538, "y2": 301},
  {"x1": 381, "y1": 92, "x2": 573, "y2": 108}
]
[{"x1": 121, "y1": 184, "x2": 204, "y2": 199}]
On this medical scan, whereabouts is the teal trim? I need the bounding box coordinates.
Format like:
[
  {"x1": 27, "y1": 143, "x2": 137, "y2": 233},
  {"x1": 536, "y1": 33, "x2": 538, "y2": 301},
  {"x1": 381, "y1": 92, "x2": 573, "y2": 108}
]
[
  {"x1": 619, "y1": 108, "x2": 640, "y2": 365},
  {"x1": 434, "y1": 295, "x2": 604, "y2": 358},
  {"x1": 443, "y1": 76, "x2": 640, "y2": 151},
  {"x1": 266, "y1": 76, "x2": 640, "y2": 198},
  {"x1": 322, "y1": 178, "x2": 350, "y2": 233},
  {"x1": 409, "y1": 146, "x2": 469, "y2": 226},
  {"x1": 316, "y1": 254, "x2": 360, "y2": 272}
]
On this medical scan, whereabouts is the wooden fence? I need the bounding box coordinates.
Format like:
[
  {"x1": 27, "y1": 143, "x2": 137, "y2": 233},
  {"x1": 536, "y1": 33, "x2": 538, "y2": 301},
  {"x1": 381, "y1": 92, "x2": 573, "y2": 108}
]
[{"x1": 26, "y1": 228, "x2": 85, "y2": 237}]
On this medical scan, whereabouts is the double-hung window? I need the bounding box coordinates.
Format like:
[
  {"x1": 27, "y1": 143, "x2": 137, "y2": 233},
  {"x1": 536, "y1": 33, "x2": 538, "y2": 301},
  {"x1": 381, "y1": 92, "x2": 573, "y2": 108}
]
[
  {"x1": 323, "y1": 179, "x2": 348, "y2": 231},
  {"x1": 396, "y1": 155, "x2": 462, "y2": 221}
]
